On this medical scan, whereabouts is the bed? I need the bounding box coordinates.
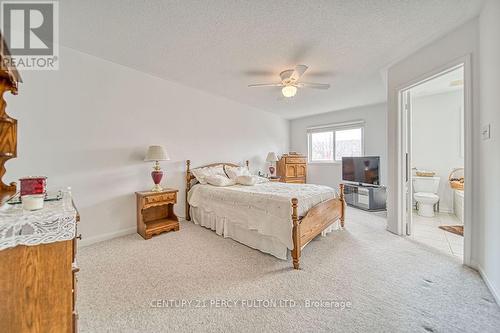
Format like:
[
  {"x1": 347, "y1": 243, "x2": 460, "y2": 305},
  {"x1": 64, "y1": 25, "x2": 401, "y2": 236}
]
[{"x1": 185, "y1": 160, "x2": 345, "y2": 269}]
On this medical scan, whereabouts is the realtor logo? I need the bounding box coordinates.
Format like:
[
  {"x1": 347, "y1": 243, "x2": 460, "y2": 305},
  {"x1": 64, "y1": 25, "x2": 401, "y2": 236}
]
[{"x1": 1, "y1": 1, "x2": 59, "y2": 70}]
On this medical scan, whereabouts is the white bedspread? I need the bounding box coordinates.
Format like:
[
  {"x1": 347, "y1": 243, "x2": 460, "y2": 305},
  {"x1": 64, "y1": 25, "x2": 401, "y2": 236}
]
[{"x1": 188, "y1": 182, "x2": 336, "y2": 250}]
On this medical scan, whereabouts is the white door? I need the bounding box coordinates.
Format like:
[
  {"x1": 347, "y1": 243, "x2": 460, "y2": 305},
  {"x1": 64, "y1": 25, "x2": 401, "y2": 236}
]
[{"x1": 402, "y1": 89, "x2": 413, "y2": 235}]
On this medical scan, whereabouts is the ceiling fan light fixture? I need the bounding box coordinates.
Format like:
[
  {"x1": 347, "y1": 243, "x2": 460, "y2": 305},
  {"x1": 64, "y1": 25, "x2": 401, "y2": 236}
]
[{"x1": 282, "y1": 85, "x2": 297, "y2": 97}]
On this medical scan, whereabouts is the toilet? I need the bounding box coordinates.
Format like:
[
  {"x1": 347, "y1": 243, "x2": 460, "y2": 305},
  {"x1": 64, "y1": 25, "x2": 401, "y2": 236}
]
[{"x1": 413, "y1": 176, "x2": 440, "y2": 217}]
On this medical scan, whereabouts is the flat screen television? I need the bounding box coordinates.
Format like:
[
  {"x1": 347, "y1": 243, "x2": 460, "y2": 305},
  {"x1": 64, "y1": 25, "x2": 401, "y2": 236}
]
[{"x1": 342, "y1": 156, "x2": 380, "y2": 185}]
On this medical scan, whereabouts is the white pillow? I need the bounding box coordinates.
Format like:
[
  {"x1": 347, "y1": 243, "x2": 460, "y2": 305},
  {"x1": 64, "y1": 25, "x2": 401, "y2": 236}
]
[
  {"x1": 225, "y1": 165, "x2": 251, "y2": 180},
  {"x1": 206, "y1": 175, "x2": 236, "y2": 187},
  {"x1": 236, "y1": 175, "x2": 257, "y2": 186},
  {"x1": 254, "y1": 176, "x2": 270, "y2": 184},
  {"x1": 191, "y1": 165, "x2": 226, "y2": 184}
]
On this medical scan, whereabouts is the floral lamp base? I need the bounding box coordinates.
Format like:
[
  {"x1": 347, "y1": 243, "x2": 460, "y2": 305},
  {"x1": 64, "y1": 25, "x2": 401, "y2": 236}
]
[{"x1": 269, "y1": 166, "x2": 275, "y2": 176}]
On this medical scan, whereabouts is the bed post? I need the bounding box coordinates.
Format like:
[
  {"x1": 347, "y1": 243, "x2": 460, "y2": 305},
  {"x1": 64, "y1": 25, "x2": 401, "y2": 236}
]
[
  {"x1": 339, "y1": 184, "x2": 345, "y2": 228},
  {"x1": 186, "y1": 160, "x2": 191, "y2": 221},
  {"x1": 291, "y1": 198, "x2": 300, "y2": 269}
]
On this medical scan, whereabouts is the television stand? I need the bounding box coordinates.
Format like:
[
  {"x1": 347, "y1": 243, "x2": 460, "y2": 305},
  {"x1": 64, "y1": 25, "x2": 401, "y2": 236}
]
[{"x1": 343, "y1": 183, "x2": 387, "y2": 211}]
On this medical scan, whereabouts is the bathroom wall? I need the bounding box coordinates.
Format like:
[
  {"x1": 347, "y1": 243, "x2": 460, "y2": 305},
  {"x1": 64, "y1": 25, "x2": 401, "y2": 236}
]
[{"x1": 411, "y1": 89, "x2": 464, "y2": 213}]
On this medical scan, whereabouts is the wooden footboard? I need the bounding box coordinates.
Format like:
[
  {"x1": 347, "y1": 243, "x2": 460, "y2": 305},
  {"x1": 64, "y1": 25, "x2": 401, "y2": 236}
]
[{"x1": 291, "y1": 184, "x2": 345, "y2": 269}]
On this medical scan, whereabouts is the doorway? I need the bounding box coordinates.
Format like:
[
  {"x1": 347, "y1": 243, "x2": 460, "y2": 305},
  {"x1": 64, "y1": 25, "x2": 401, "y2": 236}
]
[{"x1": 399, "y1": 62, "x2": 470, "y2": 263}]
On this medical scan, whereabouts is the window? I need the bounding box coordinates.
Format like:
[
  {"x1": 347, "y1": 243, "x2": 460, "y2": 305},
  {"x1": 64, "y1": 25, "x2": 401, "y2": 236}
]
[
  {"x1": 308, "y1": 122, "x2": 364, "y2": 163},
  {"x1": 310, "y1": 131, "x2": 334, "y2": 161},
  {"x1": 334, "y1": 128, "x2": 363, "y2": 161}
]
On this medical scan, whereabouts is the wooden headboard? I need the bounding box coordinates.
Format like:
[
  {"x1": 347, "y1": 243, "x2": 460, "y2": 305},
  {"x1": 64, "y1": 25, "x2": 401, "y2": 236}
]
[
  {"x1": 185, "y1": 159, "x2": 249, "y2": 220},
  {"x1": 0, "y1": 33, "x2": 21, "y2": 203}
]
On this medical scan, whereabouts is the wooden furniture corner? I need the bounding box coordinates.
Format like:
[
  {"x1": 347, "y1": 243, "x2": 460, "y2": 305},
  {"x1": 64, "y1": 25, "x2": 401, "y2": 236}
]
[
  {"x1": 291, "y1": 184, "x2": 345, "y2": 270},
  {"x1": 0, "y1": 205, "x2": 81, "y2": 333},
  {"x1": 136, "y1": 189, "x2": 179, "y2": 239},
  {"x1": 0, "y1": 33, "x2": 21, "y2": 204}
]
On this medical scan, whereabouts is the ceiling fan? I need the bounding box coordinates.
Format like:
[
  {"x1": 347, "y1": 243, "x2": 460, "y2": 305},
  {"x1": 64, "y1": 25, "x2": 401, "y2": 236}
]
[{"x1": 248, "y1": 65, "x2": 330, "y2": 98}]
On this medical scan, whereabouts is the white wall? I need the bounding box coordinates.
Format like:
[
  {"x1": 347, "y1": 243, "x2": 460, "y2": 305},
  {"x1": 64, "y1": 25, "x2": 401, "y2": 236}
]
[
  {"x1": 289, "y1": 103, "x2": 387, "y2": 189},
  {"x1": 478, "y1": 0, "x2": 500, "y2": 303},
  {"x1": 386, "y1": 19, "x2": 479, "y2": 237},
  {"x1": 387, "y1": 9, "x2": 500, "y2": 303},
  {"x1": 411, "y1": 90, "x2": 464, "y2": 212},
  {"x1": 6, "y1": 46, "x2": 289, "y2": 245}
]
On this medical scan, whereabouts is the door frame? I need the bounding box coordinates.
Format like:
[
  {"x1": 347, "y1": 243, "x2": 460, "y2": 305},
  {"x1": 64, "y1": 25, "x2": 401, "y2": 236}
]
[
  {"x1": 401, "y1": 89, "x2": 412, "y2": 235},
  {"x1": 396, "y1": 54, "x2": 472, "y2": 266}
]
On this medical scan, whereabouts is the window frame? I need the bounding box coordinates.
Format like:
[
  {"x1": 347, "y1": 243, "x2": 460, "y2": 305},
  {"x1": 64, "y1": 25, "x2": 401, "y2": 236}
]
[{"x1": 307, "y1": 121, "x2": 365, "y2": 164}]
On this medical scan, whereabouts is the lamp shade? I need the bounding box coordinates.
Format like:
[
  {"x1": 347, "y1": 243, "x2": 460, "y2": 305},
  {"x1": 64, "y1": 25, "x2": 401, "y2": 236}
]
[
  {"x1": 266, "y1": 152, "x2": 278, "y2": 162},
  {"x1": 144, "y1": 145, "x2": 170, "y2": 161}
]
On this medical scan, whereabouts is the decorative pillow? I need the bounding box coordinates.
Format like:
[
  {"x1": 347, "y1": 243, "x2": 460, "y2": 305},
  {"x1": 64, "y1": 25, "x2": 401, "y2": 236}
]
[
  {"x1": 191, "y1": 165, "x2": 226, "y2": 184},
  {"x1": 224, "y1": 165, "x2": 251, "y2": 180},
  {"x1": 206, "y1": 175, "x2": 236, "y2": 187},
  {"x1": 254, "y1": 176, "x2": 270, "y2": 184},
  {"x1": 236, "y1": 175, "x2": 257, "y2": 186}
]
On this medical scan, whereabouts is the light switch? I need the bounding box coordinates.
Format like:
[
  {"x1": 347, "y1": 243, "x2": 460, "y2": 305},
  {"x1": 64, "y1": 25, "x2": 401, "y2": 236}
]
[{"x1": 481, "y1": 124, "x2": 491, "y2": 140}]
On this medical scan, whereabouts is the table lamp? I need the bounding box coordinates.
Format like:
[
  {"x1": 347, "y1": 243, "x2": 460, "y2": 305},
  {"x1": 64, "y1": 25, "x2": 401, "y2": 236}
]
[
  {"x1": 266, "y1": 152, "x2": 278, "y2": 176},
  {"x1": 145, "y1": 145, "x2": 170, "y2": 192}
]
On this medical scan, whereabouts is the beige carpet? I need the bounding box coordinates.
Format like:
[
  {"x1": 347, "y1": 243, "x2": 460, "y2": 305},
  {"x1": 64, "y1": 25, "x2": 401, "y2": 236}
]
[{"x1": 78, "y1": 207, "x2": 500, "y2": 332}]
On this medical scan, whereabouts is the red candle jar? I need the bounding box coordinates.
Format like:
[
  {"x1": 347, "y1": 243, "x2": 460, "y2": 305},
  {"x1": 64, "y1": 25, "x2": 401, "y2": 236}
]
[{"x1": 19, "y1": 177, "x2": 47, "y2": 196}]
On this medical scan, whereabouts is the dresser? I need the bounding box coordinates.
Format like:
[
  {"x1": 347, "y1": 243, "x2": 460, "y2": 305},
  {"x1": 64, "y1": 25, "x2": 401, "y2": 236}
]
[
  {"x1": 276, "y1": 154, "x2": 307, "y2": 184},
  {"x1": 0, "y1": 38, "x2": 81, "y2": 332},
  {"x1": 0, "y1": 201, "x2": 81, "y2": 332},
  {"x1": 136, "y1": 189, "x2": 179, "y2": 239}
]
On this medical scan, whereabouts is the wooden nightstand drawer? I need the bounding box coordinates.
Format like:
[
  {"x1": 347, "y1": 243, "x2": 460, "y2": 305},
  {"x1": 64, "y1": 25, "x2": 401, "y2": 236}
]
[
  {"x1": 145, "y1": 192, "x2": 176, "y2": 205},
  {"x1": 286, "y1": 157, "x2": 306, "y2": 164}
]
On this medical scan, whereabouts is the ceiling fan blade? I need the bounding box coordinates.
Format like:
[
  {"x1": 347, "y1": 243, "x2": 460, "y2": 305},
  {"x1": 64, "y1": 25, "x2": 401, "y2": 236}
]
[
  {"x1": 290, "y1": 65, "x2": 308, "y2": 82},
  {"x1": 248, "y1": 83, "x2": 283, "y2": 87},
  {"x1": 298, "y1": 82, "x2": 330, "y2": 89},
  {"x1": 242, "y1": 69, "x2": 276, "y2": 76}
]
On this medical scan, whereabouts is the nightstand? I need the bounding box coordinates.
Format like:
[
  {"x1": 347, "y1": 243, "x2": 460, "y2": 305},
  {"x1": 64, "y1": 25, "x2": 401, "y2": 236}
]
[
  {"x1": 268, "y1": 177, "x2": 281, "y2": 182},
  {"x1": 136, "y1": 188, "x2": 179, "y2": 239}
]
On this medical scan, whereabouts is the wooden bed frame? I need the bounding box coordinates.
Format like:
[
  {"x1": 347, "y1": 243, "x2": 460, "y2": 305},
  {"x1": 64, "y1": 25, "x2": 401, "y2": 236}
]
[{"x1": 185, "y1": 160, "x2": 345, "y2": 269}]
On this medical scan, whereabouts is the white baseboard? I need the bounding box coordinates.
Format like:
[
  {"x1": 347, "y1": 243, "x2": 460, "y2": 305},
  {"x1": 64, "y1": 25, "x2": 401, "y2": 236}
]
[
  {"x1": 477, "y1": 265, "x2": 500, "y2": 305},
  {"x1": 78, "y1": 227, "x2": 136, "y2": 247}
]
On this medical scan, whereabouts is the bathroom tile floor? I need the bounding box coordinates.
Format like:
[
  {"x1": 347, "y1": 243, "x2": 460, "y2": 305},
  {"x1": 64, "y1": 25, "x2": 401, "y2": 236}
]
[{"x1": 410, "y1": 211, "x2": 464, "y2": 259}]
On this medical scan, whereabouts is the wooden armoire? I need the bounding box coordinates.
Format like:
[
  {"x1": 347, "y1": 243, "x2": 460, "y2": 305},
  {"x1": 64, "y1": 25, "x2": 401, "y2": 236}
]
[{"x1": 276, "y1": 153, "x2": 307, "y2": 184}]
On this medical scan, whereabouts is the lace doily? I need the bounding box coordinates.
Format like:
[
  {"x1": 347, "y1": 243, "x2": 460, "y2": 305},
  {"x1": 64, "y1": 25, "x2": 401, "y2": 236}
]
[{"x1": 0, "y1": 200, "x2": 77, "y2": 251}]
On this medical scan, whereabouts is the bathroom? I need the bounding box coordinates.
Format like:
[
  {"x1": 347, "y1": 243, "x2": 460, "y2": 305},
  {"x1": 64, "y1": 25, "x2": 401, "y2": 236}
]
[{"x1": 408, "y1": 66, "x2": 465, "y2": 259}]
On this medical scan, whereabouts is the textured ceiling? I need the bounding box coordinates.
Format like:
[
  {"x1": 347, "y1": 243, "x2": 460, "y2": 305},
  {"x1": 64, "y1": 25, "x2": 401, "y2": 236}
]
[{"x1": 59, "y1": 0, "x2": 483, "y2": 119}]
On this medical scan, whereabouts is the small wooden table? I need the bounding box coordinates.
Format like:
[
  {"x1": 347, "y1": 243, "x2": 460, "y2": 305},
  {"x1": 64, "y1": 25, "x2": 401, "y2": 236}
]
[
  {"x1": 268, "y1": 177, "x2": 281, "y2": 182},
  {"x1": 136, "y1": 189, "x2": 179, "y2": 239}
]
